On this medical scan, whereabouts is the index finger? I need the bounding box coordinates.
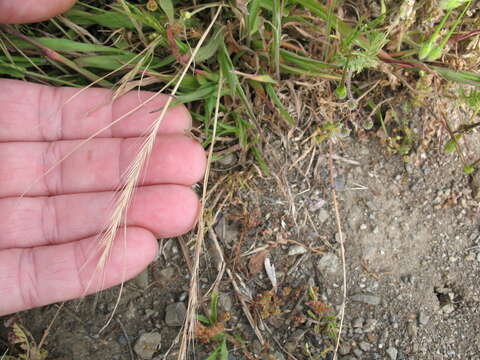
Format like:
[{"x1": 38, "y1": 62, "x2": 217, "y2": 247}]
[
  {"x1": 0, "y1": 0, "x2": 76, "y2": 24},
  {"x1": 0, "y1": 79, "x2": 192, "y2": 142}
]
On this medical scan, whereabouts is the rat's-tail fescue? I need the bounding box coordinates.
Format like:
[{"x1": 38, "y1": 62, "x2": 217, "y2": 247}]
[{"x1": 90, "y1": 6, "x2": 224, "y2": 335}]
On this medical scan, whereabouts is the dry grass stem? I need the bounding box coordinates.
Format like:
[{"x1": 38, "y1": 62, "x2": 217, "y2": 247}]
[
  {"x1": 328, "y1": 140, "x2": 347, "y2": 360},
  {"x1": 178, "y1": 46, "x2": 223, "y2": 360},
  {"x1": 93, "y1": 7, "x2": 223, "y2": 333}
]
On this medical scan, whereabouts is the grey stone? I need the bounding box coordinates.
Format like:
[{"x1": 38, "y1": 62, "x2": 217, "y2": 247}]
[
  {"x1": 400, "y1": 274, "x2": 415, "y2": 285},
  {"x1": 386, "y1": 347, "x2": 398, "y2": 360},
  {"x1": 351, "y1": 294, "x2": 381, "y2": 306},
  {"x1": 317, "y1": 253, "x2": 340, "y2": 274},
  {"x1": 407, "y1": 321, "x2": 418, "y2": 338},
  {"x1": 217, "y1": 153, "x2": 236, "y2": 166},
  {"x1": 352, "y1": 348, "x2": 363, "y2": 357},
  {"x1": 117, "y1": 334, "x2": 128, "y2": 345},
  {"x1": 165, "y1": 302, "x2": 186, "y2": 327},
  {"x1": 418, "y1": 311, "x2": 429, "y2": 326},
  {"x1": 272, "y1": 351, "x2": 286, "y2": 360},
  {"x1": 477, "y1": 252, "x2": 480, "y2": 262},
  {"x1": 334, "y1": 174, "x2": 346, "y2": 191},
  {"x1": 134, "y1": 332, "x2": 161, "y2": 359},
  {"x1": 318, "y1": 209, "x2": 330, "y2": 223},
  {"x1": 352, "y1": 317, "x2": 364, "y2": 328},
  {"x1": 288, "y1": 245, "x2": 307, "y2": 256},
  {"x1": 159, "y1": 267, "x2": 175, "y2": 280},
  {"x1": 364, "y1": 318, "x2": 377, "y2": 332},
  {"x1": 214, "y1": 218, "x2": 240, "y2": 245},
  {"x1": 359, "y1": 341, "x2": 372, "y2": 352},
  {"x1": 218, "y1": 294, "x2": 233, "y2": 312},
  {"x1": 339, "y1": 343, "x2": 351, "y2": 355},
  {"x1": 442, "y1": 303, "x2": 455, "y2": 314},
  {"x1": 133, "y1": 269, "x2": 149, "y2": 289}
]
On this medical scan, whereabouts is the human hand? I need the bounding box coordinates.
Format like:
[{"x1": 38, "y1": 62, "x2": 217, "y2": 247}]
[{"x1": 0, "y1": 1, "x2": 206, "y2": 316}]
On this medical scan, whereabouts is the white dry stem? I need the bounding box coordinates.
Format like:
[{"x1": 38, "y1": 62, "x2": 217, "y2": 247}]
[
  {"x1": 94, "y1": 6, "x2": 223, "y2": 334},
  {"x1": 178, "y1": 12, "x2": 224, "y2": 358},
  {"x1": 328, "y1": 140, "x2": 347, "y2": 360}
]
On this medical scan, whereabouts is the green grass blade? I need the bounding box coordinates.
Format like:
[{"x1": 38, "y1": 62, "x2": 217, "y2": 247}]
[
  {"x1": 265, "y1": 83, "x2": 295, "y2": 125},
  {"x1": 210, "y1": 292, "x2": 219, "y2": 324},
  {"x1": 64, "y1": 9, "x2": 136, "y2": 29},
  {"x1": 272, "y1": 0, "x2": 282, "y2": 78},
  {"x1": 247, "y1": 0, "x2": 262, "y2": 36},
  {"x1": 10, "y1": 36, "x2": 129, "y2": 54},
  {"x1": 219, "y1": 338, "x2": 228, "y2": 360},
  {"x1": 75, "y1": 54, "x2": 175, "y2": 70}
]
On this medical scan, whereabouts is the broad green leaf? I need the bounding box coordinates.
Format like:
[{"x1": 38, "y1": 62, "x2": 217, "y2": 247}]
[
  {"x1": 195, "y1": 27, "x2": 225, "y2": 63},
  {"x1": 159, "y1": 0, "x2": 175, "y2": 24},
  {"x1": 197, "y1": 314, "x2": 211, "y2": 325}
]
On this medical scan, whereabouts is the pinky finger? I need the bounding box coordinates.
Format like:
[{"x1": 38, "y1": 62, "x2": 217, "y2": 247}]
[{"x1": 0, "y1": 227, "x2": 157, "y2": 316}]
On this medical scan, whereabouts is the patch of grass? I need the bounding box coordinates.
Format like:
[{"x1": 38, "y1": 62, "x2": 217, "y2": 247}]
[{"x1": 1, "y1": 0, "x2": 478, "y2": 173}]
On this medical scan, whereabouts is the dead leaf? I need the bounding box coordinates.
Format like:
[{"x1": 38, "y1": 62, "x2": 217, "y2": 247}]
[{"x1": 248, "y1": 250, "x2": 268, "y2": 276}]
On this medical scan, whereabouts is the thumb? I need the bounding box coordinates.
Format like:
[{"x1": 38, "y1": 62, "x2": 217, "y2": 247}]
[{"x1": 0, "y1": 0, "x2": 76, "y2": 24}]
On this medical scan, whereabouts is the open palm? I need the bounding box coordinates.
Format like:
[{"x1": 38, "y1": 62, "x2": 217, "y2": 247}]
[{"x1": 0, "y1": 79, "x2": 205, "y2": 316}]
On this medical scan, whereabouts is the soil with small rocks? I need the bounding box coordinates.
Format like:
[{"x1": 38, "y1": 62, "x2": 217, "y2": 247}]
[{"x1": 1, "y1": 108, "x2": 480, "y2": 360}]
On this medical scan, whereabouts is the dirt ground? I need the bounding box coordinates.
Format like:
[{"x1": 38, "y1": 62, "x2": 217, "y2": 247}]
[{"x1": 1, "y1": 100, "x2": 480, "y2": 360}]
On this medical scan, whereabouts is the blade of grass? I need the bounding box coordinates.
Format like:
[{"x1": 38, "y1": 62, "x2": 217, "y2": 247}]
[
  {"x1": 1, "y1": 25, "x2": 113, "y2": 87},
  {"x1": 272, "y1": 0, "x2": 282, "y2": 79}
]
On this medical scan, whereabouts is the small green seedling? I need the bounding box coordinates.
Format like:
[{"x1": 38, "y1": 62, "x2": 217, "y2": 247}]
[{"x1": 197, "y1": 292, "x2": 230, "y2": 360}]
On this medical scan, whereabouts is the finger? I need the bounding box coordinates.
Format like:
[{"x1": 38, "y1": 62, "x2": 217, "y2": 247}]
[
  {"x1": 0, "y1": 134, "x2": 206, "y2": 197},
  {"x1": 0, "y1": 79, "x2": 191, "y2": 142},
  {"x1": 0, "y1": 184, "x2": 199, "y2": 250},
  {"x1": 0, "y1": 227, "x2": 157, "y2": 316},
  {"x1": 0, "y1": 0, "x2": 76, "y2": 24}
]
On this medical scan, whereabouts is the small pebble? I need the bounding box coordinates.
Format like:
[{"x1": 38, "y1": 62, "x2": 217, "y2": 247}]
[
  {"x1": 318, "y1": 208, "x2": 329, "y2": 223},
  {"x1": 334, "y1": 174, "x2": 346, "y2": 191},
  {"x1": 159, "y1": 267, "x2": 175, "y2": 279},
  {"x1": 353, "y1": 348, "x2": 363, "y2": 357},
  {"x1": 288, "y1": 245, "x2": 307, "y2": 256},
  {"x1": 339, "y1": 343, "x2": 351, "y2": 355},
  {"x1": 386, "y1": 347, "x2": 398, "y2": 360},
  {"x1": 272, "y1": 351, "x2": 285, "y2": 360},
  {"x1": 218, "y1": 294, "x2": 233, "y2": 312},
  {"x1": 351, "y1": 294, "x2": 381, "y2": 306},
  {"x1": 359, "y1": 341, "x2": 372, "y2": 352},
  {"x1": 165, "y1": 302, "x2": 186, "y2": 327},
  {"x1": 364, "y1": 318, "x2": 377, "y2": 332},
  {"x1": 418, "y1": 311, "x2": 429, "y2": 326},
  {"x1": 353, "y1": 317, "x2": 364, "y2": 328},
  {"x1": 134, "y1": 332, "x2": 161, "y2": 360},
  {"x1": 317, "y1": 253, "x2": 340, "y2": 274},
  {"x1": 407, "y1": 322, "x2": 418, "y2": 338}
]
